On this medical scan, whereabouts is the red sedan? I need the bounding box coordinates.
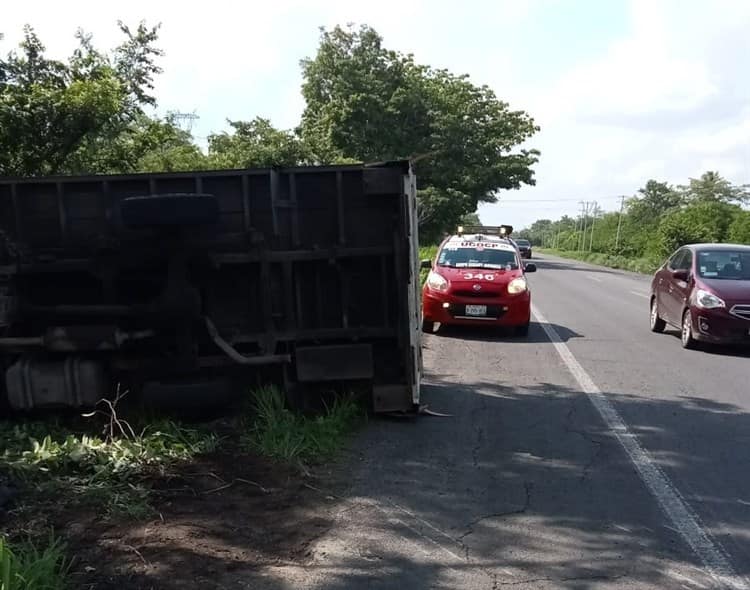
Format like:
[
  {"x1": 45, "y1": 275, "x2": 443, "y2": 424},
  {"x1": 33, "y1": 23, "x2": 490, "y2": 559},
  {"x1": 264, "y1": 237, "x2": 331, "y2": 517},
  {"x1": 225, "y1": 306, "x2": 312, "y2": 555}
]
[
  {"x1": 421, "y1": 232, "x2": 537, "y2": 336},
  {"x1": 650, "y1": 243, "x2": 750, "y2": 348}
]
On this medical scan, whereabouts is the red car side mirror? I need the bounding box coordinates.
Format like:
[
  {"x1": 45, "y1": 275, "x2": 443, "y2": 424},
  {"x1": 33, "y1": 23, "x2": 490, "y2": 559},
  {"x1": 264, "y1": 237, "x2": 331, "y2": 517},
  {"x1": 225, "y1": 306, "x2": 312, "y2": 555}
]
[{"x1": 672, "y1": 269, "x2": 690, "y2": 281}]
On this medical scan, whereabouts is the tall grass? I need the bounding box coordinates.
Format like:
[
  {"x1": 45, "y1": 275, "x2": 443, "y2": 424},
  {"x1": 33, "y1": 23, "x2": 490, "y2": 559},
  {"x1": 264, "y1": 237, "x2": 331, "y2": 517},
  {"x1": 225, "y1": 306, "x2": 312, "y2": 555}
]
[
  {"x1": 243, "y1": 386, "x2": 362, "y2": 465},
  {"x1": 0, "y1": 535, "x2": 69, "y2": 590}
]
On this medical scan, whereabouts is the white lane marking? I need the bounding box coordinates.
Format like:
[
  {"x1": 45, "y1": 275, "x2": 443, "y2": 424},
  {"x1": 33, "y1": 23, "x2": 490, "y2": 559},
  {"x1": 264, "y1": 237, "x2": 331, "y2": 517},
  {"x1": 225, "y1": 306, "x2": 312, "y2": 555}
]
[
  {"x1": 631, "y1": 290, "x2": 649, "y2": 299},
  {"x1": 532, "y1": 304, "x2": 748, "y2": 590},
  {"x1": 586, "y1": 275, "x2": 603, "y2": 282}
]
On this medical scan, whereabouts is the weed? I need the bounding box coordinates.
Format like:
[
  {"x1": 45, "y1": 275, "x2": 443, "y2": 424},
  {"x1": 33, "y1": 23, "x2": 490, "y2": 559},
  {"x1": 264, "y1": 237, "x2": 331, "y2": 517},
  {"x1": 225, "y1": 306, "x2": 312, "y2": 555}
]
[
  {"x1": 0, "y1": 534, "x2": 70, "y2": 590},
  {"x1": 243, "y1": 386, "x2": 362, "y2": 465}
]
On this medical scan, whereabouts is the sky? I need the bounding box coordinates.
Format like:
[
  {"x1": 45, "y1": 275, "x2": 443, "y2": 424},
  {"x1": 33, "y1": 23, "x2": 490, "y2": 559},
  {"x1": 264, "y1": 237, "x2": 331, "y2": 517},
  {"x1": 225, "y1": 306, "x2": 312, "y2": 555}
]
[{"x1": 3, "y1": 0, "x2": 750, "y2": 229}]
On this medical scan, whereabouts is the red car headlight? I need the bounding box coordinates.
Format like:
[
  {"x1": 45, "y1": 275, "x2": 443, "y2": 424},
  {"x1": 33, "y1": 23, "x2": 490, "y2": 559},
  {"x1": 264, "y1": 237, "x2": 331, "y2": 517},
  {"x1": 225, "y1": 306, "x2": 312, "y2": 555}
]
[
  {"x1": 507, "y1": 277, "x2": 528, "y2": 294},
  {"x1": 694, "y1": 289, "x2": 725, "y2": 309},
  {"x1": 426, "y1": 271, "x2": 449, "y2": 292}
]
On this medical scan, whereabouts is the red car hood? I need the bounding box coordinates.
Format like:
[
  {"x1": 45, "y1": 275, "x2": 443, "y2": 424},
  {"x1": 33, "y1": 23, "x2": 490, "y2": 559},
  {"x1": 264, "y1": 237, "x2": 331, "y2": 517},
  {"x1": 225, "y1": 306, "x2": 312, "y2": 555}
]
[
  {"x1": 436, "y1": 266, "x2": 522, "y2": 292},
  {"x1": 698, "y1": 278, "x2": 750, "y2": 302}
]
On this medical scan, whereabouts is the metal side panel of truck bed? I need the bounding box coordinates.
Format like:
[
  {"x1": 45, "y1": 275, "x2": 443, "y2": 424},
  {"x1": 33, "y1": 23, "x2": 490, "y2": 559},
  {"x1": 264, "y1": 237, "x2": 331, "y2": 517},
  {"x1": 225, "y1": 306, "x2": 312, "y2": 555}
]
[{"x1": 0, "y1": 161, "x2": 421, "y2": 413}]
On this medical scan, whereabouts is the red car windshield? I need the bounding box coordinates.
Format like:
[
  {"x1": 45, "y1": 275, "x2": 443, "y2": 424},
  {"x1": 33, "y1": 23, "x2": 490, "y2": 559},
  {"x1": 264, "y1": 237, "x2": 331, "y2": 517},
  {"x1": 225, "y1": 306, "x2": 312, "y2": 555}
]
[
  {"x1": 696, "y1": 250, "x2": 750, "y2": 280},
  {"x1": 438, "y1": 246, "x2": 519, "y2": 270}
]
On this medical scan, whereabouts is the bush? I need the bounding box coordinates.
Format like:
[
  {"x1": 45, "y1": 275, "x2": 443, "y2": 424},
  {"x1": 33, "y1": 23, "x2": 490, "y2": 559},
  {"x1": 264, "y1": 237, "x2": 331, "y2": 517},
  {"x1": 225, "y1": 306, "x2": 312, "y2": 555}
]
[{"x1": 657, "y1": 201, "x2": 740, "y2": 255}]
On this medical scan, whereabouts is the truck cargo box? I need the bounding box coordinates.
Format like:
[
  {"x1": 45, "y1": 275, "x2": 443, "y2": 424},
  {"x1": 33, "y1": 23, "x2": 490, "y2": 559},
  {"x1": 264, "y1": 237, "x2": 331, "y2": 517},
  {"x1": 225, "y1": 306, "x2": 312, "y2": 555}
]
[{"x1": 0, "y1": 161, "x2": 422, "y2": 413}]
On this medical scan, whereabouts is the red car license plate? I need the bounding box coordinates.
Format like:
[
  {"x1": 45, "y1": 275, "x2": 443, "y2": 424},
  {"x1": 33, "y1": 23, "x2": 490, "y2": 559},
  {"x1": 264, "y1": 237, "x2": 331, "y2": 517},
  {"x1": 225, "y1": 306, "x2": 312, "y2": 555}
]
[{"x1": 466, "y1": 305, "x2": 487, "y2": 316}]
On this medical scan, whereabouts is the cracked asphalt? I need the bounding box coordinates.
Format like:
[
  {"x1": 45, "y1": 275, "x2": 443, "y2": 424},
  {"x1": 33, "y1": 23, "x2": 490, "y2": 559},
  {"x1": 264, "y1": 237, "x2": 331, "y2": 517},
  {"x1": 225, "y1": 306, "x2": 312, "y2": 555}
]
[{"x1": 247, "y1": 254, "x2": 750, "y2": 589}]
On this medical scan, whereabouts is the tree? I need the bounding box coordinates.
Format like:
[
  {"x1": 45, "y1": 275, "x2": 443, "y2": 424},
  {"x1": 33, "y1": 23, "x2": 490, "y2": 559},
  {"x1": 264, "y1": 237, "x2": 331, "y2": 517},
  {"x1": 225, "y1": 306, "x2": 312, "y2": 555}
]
[
  {"x1": 728, "y1": 211, "x2": 750, "y2": 244},
  {"x1": 0, "y1": 22, "x2": 163, "y2": 176},
  {"x1": 627, "y1": 180, "x2": 682, "y2": 225},
  {"x1": 657, "y1": 201, "x2": 740, "y2": 255},
  {"x1": 459, "y1": 212, "x2": 482, "y2": 226},
  {"x1": 208, "y1": 118, "x2": 310, "y2": 168},
  {"x1": 299, "y1": 25, "x2": 540, "y2": 242},
  {"x1": 64, "y1": 113, "x2": 207, "y2": 174},
  {"x1": 679, "y1": 171, "x2": 749, "y2": 204}
]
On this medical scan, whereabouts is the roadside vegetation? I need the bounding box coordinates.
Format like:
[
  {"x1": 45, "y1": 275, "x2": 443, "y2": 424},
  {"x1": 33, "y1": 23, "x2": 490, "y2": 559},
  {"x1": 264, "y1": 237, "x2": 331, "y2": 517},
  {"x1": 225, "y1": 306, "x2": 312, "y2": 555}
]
[
  {"x1": 243, "y1": 386, "x2": 363, "y2": 465},
  {"x1": 520, "y1": 174, "x2": 750, "y2": 272},
  {"x1": 419, "y1": 245, "x2": 439, "y2": 284},
  {"x1": 0, "y1": 535, "x2": 69, "y2": 590},
  {"x1": 538, "y1": 249, "x2": 662, "y2": 275},
  {"x1": 0, "y1": 386, "x2": 363, "y2": 587},
  {"x1": 0, "y1": 408, "x2": 219, "y2": 519}
]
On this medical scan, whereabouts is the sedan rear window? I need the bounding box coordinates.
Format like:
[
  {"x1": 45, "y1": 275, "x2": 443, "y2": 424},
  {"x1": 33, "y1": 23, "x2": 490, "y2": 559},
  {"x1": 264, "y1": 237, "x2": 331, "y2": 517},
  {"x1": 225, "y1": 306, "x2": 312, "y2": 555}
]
[
  {"x1": 438, "y1": 246, "x2": 519, "y2": 270},
  {"x1": 515, "y1": 240, "x2": 531, "y2": 247},
  {"x1": 697, "y1": 250, "x2": 750, "y2": 280}
]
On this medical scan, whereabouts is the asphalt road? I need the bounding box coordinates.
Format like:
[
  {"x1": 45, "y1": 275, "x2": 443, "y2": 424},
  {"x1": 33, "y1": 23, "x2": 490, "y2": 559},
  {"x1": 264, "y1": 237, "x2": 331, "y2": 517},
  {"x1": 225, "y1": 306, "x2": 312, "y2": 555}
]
[{"x1": 252, "y1": 253, "x2": 750, "y2": 589}]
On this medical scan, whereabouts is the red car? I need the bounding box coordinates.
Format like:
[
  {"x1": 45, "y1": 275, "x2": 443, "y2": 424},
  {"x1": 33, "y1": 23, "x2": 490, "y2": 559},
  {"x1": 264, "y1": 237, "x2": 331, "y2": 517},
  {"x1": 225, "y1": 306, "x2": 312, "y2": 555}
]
[
  {"x1": 421, "y1": 227, "x2": 537, "y2": 336},
  {"x1": 650, "y1": 243, "x2": 750, "y2": 348}
]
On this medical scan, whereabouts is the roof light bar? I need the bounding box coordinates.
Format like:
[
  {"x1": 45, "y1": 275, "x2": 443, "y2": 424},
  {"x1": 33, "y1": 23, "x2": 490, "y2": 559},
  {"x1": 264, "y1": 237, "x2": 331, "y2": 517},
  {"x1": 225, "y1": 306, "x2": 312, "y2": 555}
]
[{"x1": 456, "y1": 224, "x2": 513, "y2": 237}]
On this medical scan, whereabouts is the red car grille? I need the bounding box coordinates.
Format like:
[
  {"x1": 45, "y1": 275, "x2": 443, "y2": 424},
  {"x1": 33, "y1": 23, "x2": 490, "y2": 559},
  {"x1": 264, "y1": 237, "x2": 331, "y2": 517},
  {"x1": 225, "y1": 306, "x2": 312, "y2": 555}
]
[
  {"x1": 452, "y1": 290, "x2": 501, "y2": 299},
  {"x1": 730, "y1": 304, "x2": 750, "y2": 321},
  {"x1": 451, "y1": 304, "x2": 506, "y2": 319}
]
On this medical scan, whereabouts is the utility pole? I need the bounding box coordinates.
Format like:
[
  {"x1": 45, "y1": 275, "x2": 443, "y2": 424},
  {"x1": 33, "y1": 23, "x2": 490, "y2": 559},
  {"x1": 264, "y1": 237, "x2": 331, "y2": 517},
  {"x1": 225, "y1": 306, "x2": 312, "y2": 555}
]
[
  {"x1": 579, "y1": 201, "x2": 590, "y2": 252},
  {"x1": 589, "y1": 201, "x2": 598, "y2": 252},
  {"x1": 577, "y1": 201, "x2": 585, "y2": 252},
  {"x1": 615, "y1": 195, "x2": 626, "y2": 252}
]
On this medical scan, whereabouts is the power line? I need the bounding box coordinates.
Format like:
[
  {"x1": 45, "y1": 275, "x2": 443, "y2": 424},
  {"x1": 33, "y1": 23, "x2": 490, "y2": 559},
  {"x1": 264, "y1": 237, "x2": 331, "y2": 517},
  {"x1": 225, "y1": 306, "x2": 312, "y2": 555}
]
[
  {"x1": 496, "y1": 196, "x2": 625, "y2": 203},
  {"x1": 168, "y1": 110, "x2": 200, "y2": 133}
]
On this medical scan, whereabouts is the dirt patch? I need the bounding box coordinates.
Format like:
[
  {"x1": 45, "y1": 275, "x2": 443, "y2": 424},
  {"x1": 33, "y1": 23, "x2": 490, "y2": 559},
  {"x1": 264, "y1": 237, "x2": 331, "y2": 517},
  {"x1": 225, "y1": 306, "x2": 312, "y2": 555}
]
[{"x1": 3, "y1": 446, "x2": 347, "y2": 590}]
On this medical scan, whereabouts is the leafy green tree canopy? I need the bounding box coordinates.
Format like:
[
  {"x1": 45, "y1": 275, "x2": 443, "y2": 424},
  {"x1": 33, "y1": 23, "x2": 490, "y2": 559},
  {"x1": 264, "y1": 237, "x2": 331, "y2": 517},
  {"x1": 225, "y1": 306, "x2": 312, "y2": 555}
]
[
  {"x1": 627, "y1": 180, "x2": 682, "y2": 224},
  {"x1": 679, "y1": 171, "x2": 749, "y2": 204},
  {"x1": 299, "y1": 24, "x2": 540, "y2": 241},
  {"x1": 0, "y1": 22, "x2": 163, "y2": 176},
  {"x1": 208, "y1": 118, "x2": 310, "y2": 168}
]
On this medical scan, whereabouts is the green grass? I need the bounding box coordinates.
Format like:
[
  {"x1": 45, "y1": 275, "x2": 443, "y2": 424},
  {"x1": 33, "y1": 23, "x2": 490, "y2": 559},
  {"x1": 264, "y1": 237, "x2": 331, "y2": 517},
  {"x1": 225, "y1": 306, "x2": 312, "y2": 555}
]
[
  {"x1": 0, "y1": 417, "x2": 218, "y2": 518},
  {"x1": 242, "y1": 386, "x2": 362, "y2": 465},
  {"x1": 539, "y1": 248, "x2": 662, "y2": 275},
  {"x1": 0, "y1": 535, "x2": 70, "y2": 590},
  {"x1": 419, "y1": 245, "x2": 438, "y2": 284}
]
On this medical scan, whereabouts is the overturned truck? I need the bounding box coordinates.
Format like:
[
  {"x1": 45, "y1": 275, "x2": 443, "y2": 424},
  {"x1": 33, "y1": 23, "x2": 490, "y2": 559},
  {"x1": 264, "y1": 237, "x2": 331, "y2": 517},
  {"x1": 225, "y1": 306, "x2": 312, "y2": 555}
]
[{"x1": 0, "y1": 161, "x2": 422, "y2": 413}]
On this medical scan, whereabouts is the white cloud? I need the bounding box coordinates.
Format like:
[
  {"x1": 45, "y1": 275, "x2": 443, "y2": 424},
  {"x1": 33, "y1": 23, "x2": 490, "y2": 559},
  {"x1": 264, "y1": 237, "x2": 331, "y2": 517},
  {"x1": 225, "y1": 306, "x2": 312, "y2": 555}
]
[
  {"x1": 536, "y1": 0, "x2": 719, "y2": 124},
  {"x1": 481, "y1": 0, "x2": 750, "y2": 229}
]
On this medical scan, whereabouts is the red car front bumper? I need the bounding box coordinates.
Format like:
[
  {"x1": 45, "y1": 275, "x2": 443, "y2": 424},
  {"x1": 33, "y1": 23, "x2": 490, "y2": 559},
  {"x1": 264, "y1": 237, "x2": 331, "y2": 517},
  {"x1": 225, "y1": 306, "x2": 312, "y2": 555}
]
[
  {"x1": 422, "y1": 290, "x2": 531, "y2": 327},
  {"x1": 691, "y1": 307, "x2": 750, "y2": 344}
]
